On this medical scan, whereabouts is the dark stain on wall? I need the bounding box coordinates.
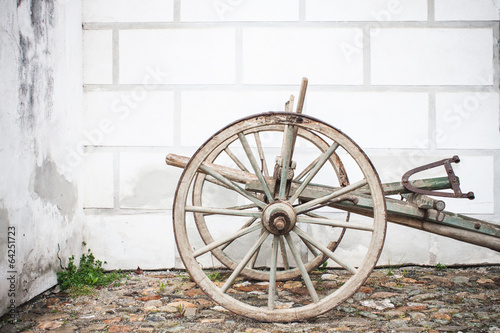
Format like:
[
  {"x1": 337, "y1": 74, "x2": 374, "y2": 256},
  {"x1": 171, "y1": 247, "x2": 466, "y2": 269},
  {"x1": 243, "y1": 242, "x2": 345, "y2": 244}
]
[
  {"x1": 17, "y1": 0, "x2": 55, "y2": 132},
  {"x1": 19, "y1": 34, "x2": 35, "y2": 131},
  {"x1": 33, "y1": 159, "x2": 78, "y2": 221},
  {"x1": 21, "y1": 247, "x2": 59, "y2": 301},
  {"x1": 31, "y1": 0, "x2": 55, "y2": 38}
]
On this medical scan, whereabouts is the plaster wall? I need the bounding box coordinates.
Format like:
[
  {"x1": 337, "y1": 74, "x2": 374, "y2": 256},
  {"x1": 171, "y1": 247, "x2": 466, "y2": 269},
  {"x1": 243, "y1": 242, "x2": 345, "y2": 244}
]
[
  {"x1": 0, "y1": 0, "x2": 83, "y2": 317},
  {"x1": 81, "y1": 0, "x2": 500, "y2": 270}
]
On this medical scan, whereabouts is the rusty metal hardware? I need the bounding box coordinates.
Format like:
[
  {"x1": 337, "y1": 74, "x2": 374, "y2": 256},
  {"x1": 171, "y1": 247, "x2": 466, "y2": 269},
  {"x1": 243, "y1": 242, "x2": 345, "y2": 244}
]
[
  {"x1": 402, "y1": 193, "x2": 446, "y2": 222},
  {"x1": 401, "y1": 156, "x2": 475, "y2": 199}
]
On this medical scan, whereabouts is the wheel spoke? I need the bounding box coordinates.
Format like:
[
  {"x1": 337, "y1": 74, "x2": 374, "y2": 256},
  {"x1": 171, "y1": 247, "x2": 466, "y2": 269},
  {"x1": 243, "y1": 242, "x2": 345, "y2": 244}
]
[
  {"x1": 227, "y1": 203, "x2": 259, "y2": 210},
  {"x1": 225, "y1": 147, "x2": 249, "y2": 172},
  {"x1": 279, "y1": 236, "x2": 290, "y2": 270},
  {"x1": 253, "y1": 132, "x2": 269, "y2": 178},
  {"x1": 297, "y1": 216, "x2": 374, "y2": 232},
  {"x1": 248, "y1": 251, "x2": 258, "y2": 269},
  {"x1": 221, "y1": 230, "x2": 270, "y2": 293},
  {"x1": 295, "y1": 179, "x2": 367, "y2": 214},
  {"x1": 186, "y1": 205, "x2": 261, "y2": 218},
  {"x1": 288, "y1": 142, "x2": 339, "y2": 204},
  {"x1": 301, "y1": 211, "x2": 346, "y2": 257},
  {"x1": 192, "y1": 223, "x2": 263, "y2": 257},
  {"x1": 297, "y1": 234, "x2": 320, "y2": 257},
  {"x1": 294, "y1": 156, "x2": 321, "y2": 182},
  {"x1": 199, "y1": 164, "x2": 266, "y2": 208},
  {"x1": 278, "y1": 125, "x2": 295, "y2": 199},
  {"x1": 293, "y1": 226, "x2": 357, "y2": 274},
  {"x1": 284, "y1": 234, "x2": 319, "y2": 303},
  {"x1": 202, "y1": 175, "x2": 236, "y2": 189},
  {"x1": 304, "y1": 211, "x2": 331, "y2": 219},
  {"x1": 238, "y1": 133, "x2": 274, "y2": 201},
  {"x1": 268, "y1": 235, "x2": 279, "y2": 309},
  {"x1": 202, "y1": 203, "x2": 259, "y2": 216},
  {"x1": 248, "y1": 228, "x2": 266, "y2": 269},
  {"x1": 221, "y1": 217, "x2": 258, "y2": 251}
]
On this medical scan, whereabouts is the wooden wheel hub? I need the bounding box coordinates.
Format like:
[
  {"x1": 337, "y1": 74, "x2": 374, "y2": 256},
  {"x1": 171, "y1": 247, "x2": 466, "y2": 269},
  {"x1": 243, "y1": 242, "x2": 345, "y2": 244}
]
[{"x1": 262, "y1": 201, "x2": 296, "y2": 235}]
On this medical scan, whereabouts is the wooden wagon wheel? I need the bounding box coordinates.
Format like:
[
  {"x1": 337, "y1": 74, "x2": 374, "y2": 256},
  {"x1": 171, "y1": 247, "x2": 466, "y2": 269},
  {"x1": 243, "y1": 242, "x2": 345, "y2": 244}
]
[
  {"x1": 192, "y1": 124, "x2": 351, "y2": 281},
  {"x1": 173, "y1": 112, "x2": 387, "y2": 322}
]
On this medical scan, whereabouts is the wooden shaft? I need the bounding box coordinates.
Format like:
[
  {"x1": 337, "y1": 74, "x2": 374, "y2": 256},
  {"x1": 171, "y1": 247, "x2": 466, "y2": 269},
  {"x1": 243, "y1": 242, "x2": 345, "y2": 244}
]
[
  {"x1": 168, "y1": 154, "x2": 452, "y2": 194},
  {"x1": 390, "y1": 215, "x2": 500, "y2": 252},
  {"x1": 165, "y1": 153, "x2": 258, "y2": 184},
  {"x1": 336, "y1": 205, "x2": 500, "y2": 252},
  {"x1": 284, "y1": 77, "x2": 308, "y2": 171},
  {"x1": 284, "y1": 95, "x2": 295, "y2": 112},
  {"x1": 166, "y1": 153, "x2": 500, "y2": 251},
  {"x1": 295, "y1": 77, "x2": 308, "y2": 114}
]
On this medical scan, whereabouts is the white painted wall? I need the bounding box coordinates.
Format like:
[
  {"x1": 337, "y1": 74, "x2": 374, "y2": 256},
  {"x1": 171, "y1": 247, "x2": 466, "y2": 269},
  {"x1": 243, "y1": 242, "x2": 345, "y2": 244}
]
[
  {"x1": 0, "y1": 0, "x2": 83, "y2": 317},
  {"x1": 81, "y1": 0, "x2": 500, "y2": 271}
]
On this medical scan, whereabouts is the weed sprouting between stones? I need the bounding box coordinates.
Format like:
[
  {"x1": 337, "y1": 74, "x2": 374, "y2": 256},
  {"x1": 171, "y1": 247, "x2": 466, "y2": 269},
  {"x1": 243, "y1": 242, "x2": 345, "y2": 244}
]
[{"x1": 57, "y1": 249, "x2": 127, "y2": 297}]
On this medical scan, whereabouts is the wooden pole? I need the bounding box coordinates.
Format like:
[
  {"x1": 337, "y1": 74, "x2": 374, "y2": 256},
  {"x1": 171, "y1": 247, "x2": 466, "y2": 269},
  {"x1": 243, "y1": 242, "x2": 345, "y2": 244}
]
[{"x1": 295, "y1": 77, "x2": 308, "y2": 114}]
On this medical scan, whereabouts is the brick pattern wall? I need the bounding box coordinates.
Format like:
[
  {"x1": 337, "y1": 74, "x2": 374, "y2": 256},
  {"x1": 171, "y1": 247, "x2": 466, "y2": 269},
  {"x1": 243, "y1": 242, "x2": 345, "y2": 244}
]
[{"x1": 82, "y1": 0, "x2": 500, "y2": 269}]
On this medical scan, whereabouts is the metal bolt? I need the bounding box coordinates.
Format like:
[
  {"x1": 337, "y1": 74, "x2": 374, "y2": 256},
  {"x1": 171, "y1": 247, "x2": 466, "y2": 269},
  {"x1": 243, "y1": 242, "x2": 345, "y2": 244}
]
[
  {"x1": 274, "y1": 217, "x2": 286, "y2": 231},
  {"x1": 434, "y1": 200, "x2": 446, "y2": 212}
]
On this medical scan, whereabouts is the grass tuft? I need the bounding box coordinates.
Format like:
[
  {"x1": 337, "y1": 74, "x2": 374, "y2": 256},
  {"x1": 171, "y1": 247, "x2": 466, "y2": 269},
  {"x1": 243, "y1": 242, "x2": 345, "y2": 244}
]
[{"x1": 57, "y1": 249, "x2": 126, "y2": 297}]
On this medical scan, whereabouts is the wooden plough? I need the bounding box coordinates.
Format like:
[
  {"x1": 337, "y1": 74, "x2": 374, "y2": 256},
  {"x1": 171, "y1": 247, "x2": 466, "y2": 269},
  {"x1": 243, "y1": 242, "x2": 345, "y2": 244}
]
[{"x1": 166, "y1": 78, "x2": 500, "y2": 322}]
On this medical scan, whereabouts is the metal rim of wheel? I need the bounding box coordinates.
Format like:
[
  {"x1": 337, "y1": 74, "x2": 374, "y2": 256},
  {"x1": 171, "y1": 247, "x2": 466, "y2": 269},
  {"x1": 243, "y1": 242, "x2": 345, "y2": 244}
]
[
  {"x1": 173, "y1": 112, "x2": 387, "y2": 322},
  {"x1": 192, "y1": 124, "x2": 350, "y2": 281}
]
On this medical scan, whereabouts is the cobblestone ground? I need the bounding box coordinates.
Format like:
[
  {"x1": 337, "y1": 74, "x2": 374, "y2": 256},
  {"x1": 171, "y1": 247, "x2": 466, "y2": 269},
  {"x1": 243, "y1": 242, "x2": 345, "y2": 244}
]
[{"x1": 1, "y1": 266, "x2": 499, "y2": 333}]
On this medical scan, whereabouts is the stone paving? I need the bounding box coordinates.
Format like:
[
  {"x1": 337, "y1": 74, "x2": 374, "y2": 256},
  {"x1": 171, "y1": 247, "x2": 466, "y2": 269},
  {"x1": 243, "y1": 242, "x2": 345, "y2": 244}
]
[{"x1": 1, "y1": 266, "x2": 499, "y2": 333}]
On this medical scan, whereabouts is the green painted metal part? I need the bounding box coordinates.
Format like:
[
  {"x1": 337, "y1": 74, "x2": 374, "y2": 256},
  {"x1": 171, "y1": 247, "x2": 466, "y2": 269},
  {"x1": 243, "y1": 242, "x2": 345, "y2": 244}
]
[
  {"x1": 333, "y1": 194, "x2": 500, "y2": 239},
  {"x1": 247, "y1": 177, "x2": 452, "y2": 197},
  {"x1": 246, "y1": 176, "x2": 500, "y2": 240}
]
